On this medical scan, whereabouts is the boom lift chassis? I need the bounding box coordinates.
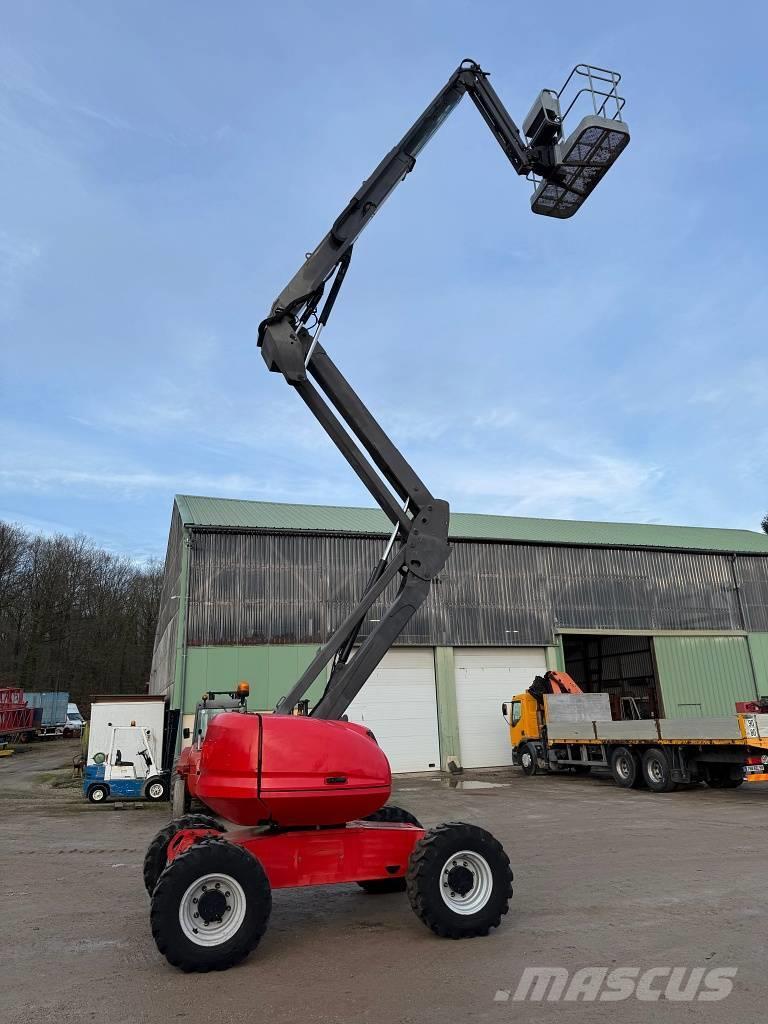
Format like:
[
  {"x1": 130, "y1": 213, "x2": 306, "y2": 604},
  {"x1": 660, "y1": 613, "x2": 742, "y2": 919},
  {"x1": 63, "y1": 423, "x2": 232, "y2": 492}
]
[{"x1": 145, "y1": 58, "x2": 628, "y2": 973}]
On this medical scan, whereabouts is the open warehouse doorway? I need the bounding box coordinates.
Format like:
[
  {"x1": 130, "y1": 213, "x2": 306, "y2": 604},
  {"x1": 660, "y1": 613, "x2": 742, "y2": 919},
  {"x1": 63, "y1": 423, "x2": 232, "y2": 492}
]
[{"x1": 561, "y1": 633, "x2": 662, "y2": 720}]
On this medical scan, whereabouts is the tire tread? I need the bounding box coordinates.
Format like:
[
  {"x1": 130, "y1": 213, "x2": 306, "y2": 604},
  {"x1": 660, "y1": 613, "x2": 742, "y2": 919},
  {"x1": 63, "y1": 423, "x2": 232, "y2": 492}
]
[{"x1": 406, "y1": 821, "x2": 512, "y2": 939}]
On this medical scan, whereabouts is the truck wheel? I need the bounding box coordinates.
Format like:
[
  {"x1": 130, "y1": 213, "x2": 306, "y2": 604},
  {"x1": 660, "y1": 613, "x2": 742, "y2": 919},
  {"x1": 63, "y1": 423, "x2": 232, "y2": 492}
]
[
  {"x1": 641, "y1": 747, "x2": 677, "y2": 793},
  {"x1": 358, "y1": 805, "x2": 423, "y2": 893},
  {"x1": 172, "y1": 775, "x2": 191, "y2": 818},
  {"x1": 705, "y1": 767, "x2": 744, "y2": 789},
  {"x1": 518, "y1": 742, "x2": 538, "y2": 776},
  {"x1": 407, "y1": 822, "x2": 513, "y2": 938},
  {"x1": 151, "y1": 837, "x2": 271, "y2": 972},
  {"x1": 610, "y1": 746, "x2": 641, "y2": 788},
  {"x1": 143, "y1": 814, "x2": 224, "y2": 895},
  {"x1": 87, "y1": 784, "x2": 109, "y2": 803},
  {"x1": 145, "y1": 777, "x2": 168, "y2": 802}
]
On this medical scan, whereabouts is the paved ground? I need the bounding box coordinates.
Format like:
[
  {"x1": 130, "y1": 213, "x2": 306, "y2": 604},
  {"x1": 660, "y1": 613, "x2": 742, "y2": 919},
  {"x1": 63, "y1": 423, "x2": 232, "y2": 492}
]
[{"x1": 2, "y1": 740, "x2": 767, "y2": 1024}]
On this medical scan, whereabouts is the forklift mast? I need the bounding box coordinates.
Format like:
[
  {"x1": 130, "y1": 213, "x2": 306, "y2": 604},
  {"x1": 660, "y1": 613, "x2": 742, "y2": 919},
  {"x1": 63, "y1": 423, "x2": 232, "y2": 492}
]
[{"x1": 260, "y1": 60, "x2": 629, "y2": 720}]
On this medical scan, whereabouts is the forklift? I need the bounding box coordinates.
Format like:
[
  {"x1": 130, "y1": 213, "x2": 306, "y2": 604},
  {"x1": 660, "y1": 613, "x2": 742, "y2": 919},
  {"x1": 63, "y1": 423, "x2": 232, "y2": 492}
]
[{"x1": 145, "y1": 58, "x2": 629, "y2": 972}]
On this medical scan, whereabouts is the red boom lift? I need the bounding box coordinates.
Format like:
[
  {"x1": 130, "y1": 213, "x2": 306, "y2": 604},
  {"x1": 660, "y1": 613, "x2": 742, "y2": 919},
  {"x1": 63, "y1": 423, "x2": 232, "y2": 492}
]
[{"x1": 144, "y1": 59, "x2": 629, "y2": 972}]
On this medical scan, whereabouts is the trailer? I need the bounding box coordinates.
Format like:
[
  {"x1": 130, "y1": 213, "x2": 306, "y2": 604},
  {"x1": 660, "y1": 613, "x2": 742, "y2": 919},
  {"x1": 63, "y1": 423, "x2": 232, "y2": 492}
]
[
  {"x1": 0, "y1": 688, "x2": 37, "y2": 744},
  {"x1": 83, "y1": 696, "x2": 179, "y2": 804},
  {"x1": 504, "y1": 682, "x2": 768, "y2": 792},
  {"x1": 24, "y1": 691, "x2": 69, "y2": 738}
]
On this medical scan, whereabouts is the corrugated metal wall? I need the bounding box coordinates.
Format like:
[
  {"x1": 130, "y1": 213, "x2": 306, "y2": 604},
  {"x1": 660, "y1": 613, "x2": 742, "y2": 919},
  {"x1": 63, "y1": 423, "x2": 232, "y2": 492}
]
[
  {"x1": 149, "y1": 508, "x2": 183, "y2": 697},
  {"x1": 653, "y1": 636, "x2": 757, "y2": 716},
  {"x1": 183, "y1": 530, "x2": 768, "y2": 647}
]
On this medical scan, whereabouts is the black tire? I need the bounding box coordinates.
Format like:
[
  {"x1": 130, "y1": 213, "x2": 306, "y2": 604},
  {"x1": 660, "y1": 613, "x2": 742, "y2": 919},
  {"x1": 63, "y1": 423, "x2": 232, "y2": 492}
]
[
  {"x1": 610, "y1": 746, "x2": 641, "y2": 789},
  {"x1": 145, "y1": 777, "x2": 168, "y2": 802},
  {"x1": 407, "y1": 822, "x2": 513, "y2": 939},
  {"x1": 641, "y1": 747, "x2": 677, "y2": 793},
  {"x1": 364, "y1": 804, "x2": 422, "y2": 827},
  {"x1": 87, "y1": 784, "x2": 109, "y2": 804},
  {"x1": 151, "y1": 837, "x2": 271, "y2": 972},
  {"x1": 359, "y1": 805, "x2": 423, "y2": 893},
  {"x1": 518, "y1": 742, "x2": 538, "y2": 776},
  {"x1": 705, "y1": 767, "x2": 744, "y2": 789},
  {"x1": 143, "y1": 814, "x2": 224, "y2": 895},
  {"x1": 172, "y1": 775, "x2": 191, "y2": 817}
]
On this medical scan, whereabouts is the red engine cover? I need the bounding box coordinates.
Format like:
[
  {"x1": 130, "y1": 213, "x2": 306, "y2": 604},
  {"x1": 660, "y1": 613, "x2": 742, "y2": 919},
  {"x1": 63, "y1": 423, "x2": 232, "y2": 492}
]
[{"x1": 195, "y1": 713, "x2": 392, "y2": 826}]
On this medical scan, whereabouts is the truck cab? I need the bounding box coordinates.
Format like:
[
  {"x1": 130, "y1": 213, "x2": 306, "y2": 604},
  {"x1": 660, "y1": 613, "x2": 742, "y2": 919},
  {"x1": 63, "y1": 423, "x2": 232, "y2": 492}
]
[
  {"x1": 504, "y1": 692, "x2": 543, "y2": 770},
  {"x1": 503, "y1": 671, "x2": 584, "y2": 773}
]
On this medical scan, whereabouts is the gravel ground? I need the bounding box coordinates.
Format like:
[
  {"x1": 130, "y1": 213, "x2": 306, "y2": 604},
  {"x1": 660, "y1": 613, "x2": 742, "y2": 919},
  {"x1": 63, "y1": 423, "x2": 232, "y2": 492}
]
[{"x1": 2, "y1": 739, "x2": 766, "y2": 1024}]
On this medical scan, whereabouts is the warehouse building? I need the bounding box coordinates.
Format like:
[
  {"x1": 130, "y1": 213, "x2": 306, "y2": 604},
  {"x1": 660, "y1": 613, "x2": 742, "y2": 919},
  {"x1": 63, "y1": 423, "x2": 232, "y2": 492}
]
[{"x1": 150, "y1": 495, "x2": 768, "y2": 772}]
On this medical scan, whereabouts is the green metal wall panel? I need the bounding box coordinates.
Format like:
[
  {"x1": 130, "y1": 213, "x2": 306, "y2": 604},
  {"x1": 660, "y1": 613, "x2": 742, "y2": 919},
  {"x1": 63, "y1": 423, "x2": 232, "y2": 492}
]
[
  {"x1": 654, "y1": 635, "x2": 757, "y2": 717},
  {"x1": 747, "y1": 634, "x2": 768, "y2": 695},
  {"x1": 434, "y1": 647, "x2": 461, "y2": 771},
  {"x1": 546, "y1": 640, "x2": 566, "y2": 672},
  {"x1": 181, "y1": 645, "x2": 327, "y2": 714}
]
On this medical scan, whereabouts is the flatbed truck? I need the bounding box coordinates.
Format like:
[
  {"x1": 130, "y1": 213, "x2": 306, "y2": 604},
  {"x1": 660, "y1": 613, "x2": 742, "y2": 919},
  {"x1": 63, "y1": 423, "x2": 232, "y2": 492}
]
[{"x1": 504, "y1": 674, "x2": 768, "y2": 792}]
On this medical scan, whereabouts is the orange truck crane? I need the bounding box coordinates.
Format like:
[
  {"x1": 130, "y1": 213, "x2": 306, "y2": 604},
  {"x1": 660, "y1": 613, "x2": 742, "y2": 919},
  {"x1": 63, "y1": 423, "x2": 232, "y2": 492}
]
[{"x1": 504, "y1": 673, "x2": 768, "y2": 791}]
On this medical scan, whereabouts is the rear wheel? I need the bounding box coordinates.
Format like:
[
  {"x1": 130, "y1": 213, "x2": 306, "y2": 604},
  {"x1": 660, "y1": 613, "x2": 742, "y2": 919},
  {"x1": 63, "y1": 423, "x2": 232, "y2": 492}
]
[
  {"x1": 151, "y1": 837, "x2": 271, "y2": 972},
  {"x1": 143, "y1": 814, "x2": 224, "y2": 895},
  {"x1": 359, "y1": 805, "x2": 423, "y2": 894},
  {"x1": 610, "y1": 746, "x2": 641, "y2": 788},
  {"x1": 172, "y1": 775, "x2": 191, "y2": 817},
  {"x1": 705, "y1": 766, "x2": 744, "y2": 789},
  {"x1": 518, "y1": 742, "x2": 538, "y2": 776},
  {"x1": 641, "y1": 747, "x2": 678, "y2": 793},
  {"x1": 407, "y1": 822, "x2": 513, "y2": 938}
]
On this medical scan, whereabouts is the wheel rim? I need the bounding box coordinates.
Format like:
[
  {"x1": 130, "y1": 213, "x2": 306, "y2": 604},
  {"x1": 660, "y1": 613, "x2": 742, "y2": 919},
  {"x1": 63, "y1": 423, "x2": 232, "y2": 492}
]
[
  {"x1": 616, "y1": 755, "x2": 632, "y2": 780},
  {"x1": 521, "y1": 751, "x2": 532, "y2": 769},
  {"x1": 148, "y1": 783, "x2": 164, "y2": 799},
  {"x1": 92, "y1": 788, "x2": 105, "y2": 802},
  {"x1": 647, "y1": 758, "x2": 663, "y2": 783},
  {"x1": 179, "y1": 872, "x2": 246, "y2": 946},
  {"x1": 439, "y1": 850, "x2": 493, "y2": 915}
]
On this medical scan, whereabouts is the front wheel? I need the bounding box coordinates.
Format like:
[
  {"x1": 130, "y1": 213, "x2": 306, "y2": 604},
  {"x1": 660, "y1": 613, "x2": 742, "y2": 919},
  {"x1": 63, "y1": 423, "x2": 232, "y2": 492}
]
[
  {"x1": 145, "y1": 777, "x2": 168, "y2": 802},
  {"x1": 87, "y1": 784, "x2": 109, "y2": 803},
  {"x1": 518, "y1": 742, "x2": 538, "y2": 776},
  {"x1": 150, "y1": 837, "x2": 271, "y2": 972},
  {"x1": 407, "y1": 822, "x2": 513, "y2": 938}
]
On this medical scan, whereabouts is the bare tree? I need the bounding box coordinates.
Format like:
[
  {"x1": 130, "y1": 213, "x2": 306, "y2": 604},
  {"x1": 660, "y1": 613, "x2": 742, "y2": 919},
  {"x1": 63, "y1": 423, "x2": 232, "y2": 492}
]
[{"x1": 0, "y1": 522, "x2": 164, "y2": 706}]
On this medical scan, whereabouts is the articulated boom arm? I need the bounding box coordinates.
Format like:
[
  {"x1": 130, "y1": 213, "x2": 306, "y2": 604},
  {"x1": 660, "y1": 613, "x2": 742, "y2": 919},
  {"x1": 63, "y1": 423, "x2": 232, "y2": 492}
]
[{"x1": 259, "y1": 59, "x2": 626, "y2": 720}]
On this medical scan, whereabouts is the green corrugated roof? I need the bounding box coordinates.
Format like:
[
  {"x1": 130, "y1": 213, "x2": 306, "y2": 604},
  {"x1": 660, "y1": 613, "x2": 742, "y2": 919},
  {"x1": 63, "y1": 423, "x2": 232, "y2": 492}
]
[{"x1": 174, "y1": 495, "x2": 768, "y2": 555}]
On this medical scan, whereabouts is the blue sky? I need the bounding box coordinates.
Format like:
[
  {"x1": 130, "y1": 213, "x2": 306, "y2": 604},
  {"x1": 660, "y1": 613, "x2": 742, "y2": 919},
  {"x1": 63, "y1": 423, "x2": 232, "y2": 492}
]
[{"x1": 2, "y1": 1, "x2": 767, "y2": 561}]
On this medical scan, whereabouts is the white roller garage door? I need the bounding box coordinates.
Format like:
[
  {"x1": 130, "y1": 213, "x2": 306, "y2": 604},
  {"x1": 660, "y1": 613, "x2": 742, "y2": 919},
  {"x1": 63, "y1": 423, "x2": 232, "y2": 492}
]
[
  {"x1": 455, "y1": 648, "x2": 547, "y2": 768},
  {"x1": 346, "y1": 648, "x2": 440, "y2": 773}
]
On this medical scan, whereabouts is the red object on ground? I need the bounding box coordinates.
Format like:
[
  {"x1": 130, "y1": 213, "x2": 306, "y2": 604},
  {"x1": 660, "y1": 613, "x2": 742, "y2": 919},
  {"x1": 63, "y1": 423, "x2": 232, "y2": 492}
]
[
  {"x1": 195, "y1": 712, "x2": 391, "y2": 827},
  {"x1": 0, "y1": 688, "x2": 36, "y2": 738},
  {"x1": 167, "y1": 820, "x2": 423, "y2": 889}
]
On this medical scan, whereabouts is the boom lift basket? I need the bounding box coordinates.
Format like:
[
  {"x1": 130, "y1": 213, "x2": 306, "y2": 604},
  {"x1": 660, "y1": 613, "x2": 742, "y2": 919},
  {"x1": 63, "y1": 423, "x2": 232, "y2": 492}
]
[{"x1": 528, "y1": 64, "x2": 629, "y2": 218}]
